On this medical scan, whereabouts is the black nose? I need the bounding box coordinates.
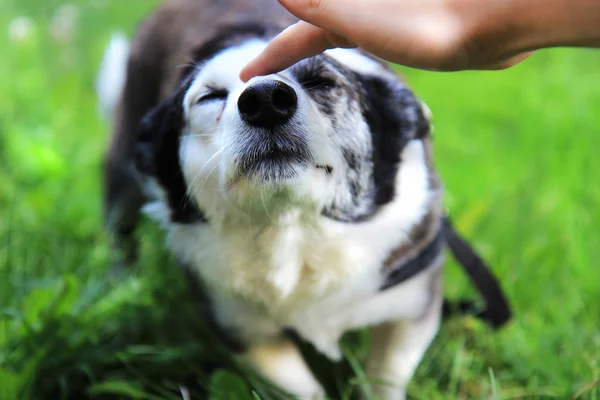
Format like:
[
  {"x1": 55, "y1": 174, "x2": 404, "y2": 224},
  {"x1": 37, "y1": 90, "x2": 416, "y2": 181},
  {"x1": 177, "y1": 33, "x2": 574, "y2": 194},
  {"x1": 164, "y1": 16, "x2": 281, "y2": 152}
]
[{"x1": 237, "y1": 80, "x2": 298, "y2": 128}]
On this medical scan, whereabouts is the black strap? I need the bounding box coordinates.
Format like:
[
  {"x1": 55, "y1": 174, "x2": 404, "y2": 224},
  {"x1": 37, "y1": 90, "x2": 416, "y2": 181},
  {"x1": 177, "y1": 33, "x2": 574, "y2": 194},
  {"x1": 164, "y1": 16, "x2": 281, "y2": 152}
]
[
  {"x1": 379, "y1": 229, "x2": 445, "y2": 291},
  {"x1": 442, "y1": 217, "x2": 512, "y2": 329},
  {"x1": 380, "y1": 217, "x2": 512, "y2": 329}
]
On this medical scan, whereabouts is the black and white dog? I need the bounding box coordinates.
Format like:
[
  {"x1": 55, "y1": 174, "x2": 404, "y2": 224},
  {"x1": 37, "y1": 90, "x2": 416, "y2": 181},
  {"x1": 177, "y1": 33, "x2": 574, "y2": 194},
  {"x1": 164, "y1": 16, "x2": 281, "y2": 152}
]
[{"x1": 98, "y1": 1, "x2": 509, "y2": 398}]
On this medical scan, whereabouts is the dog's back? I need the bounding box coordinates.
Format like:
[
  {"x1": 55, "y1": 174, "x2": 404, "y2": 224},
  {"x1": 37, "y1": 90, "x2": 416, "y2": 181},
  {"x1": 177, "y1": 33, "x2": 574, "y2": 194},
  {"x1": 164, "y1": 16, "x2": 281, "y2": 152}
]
[{"x1": 102, "y1": 0, "x2": 296, "y2": 258}]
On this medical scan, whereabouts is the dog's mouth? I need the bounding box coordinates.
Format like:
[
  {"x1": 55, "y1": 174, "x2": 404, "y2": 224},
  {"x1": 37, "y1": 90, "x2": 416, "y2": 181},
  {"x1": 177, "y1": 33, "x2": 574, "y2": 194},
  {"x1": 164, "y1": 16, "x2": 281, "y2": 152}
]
[
  {"x1": 231, "y1": 126, "x2": 316, "y2": 184},
  {"x1": 235, "y1": 146, "x2": 312, "y2": 184}
]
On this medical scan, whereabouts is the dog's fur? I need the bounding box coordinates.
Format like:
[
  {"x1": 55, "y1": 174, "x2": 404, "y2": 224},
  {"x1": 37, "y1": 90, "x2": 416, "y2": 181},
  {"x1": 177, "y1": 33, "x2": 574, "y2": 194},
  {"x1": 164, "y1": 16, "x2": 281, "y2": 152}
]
[{"x1": 99, "y1": 1, "x2": 444, "y2": 398}]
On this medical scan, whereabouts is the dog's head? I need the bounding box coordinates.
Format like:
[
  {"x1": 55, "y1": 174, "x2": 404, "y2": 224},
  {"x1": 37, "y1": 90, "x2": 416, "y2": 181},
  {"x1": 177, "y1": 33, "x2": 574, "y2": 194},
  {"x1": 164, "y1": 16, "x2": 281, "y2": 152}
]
[{"x1": 136, "y1": 25, "x2": 433, "y2": 225}]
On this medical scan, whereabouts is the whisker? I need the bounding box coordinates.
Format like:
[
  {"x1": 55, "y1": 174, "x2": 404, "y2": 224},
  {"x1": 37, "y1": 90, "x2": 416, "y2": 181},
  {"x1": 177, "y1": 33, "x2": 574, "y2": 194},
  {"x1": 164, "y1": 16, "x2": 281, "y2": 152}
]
[
  {"x1": 260, "y1": 188, "x2": 274, "y2": 225},
  {"x1": 184, "y1": 146, "x2": 227, "y2": 207},
  {"x1": 183, "y1": 134, "x2": 216, "y2": 138},
  {"x1": 176, "y1": 63, "x2": 198, "y2": 70},
  {"x1": 302, "y1": 82, "x2": 328, "y2": 90},
  {"x1": 196, "y1": 159, "x2": 223, "y2": 194},
  {"x1": 197, "y1": 146, "x2": 226, "y2": 177}
]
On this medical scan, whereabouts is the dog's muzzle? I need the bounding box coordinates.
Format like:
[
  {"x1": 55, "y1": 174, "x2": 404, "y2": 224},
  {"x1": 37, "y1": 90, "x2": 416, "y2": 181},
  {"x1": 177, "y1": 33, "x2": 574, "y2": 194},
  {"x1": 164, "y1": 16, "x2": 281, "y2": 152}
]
[
  {"x1": 238, "y1": 80, "x2": 298, "y2": 129},
  {"x1": 234, "y1": 80, "x2": 311, "y2": 183}
]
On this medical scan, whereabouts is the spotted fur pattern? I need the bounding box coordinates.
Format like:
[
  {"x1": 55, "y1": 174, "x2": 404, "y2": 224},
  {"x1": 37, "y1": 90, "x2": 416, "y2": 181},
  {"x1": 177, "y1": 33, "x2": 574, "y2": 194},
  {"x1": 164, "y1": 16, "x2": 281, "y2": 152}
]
[{"x1": 103, "y1": 18, "x2": 443, "y2": 400}]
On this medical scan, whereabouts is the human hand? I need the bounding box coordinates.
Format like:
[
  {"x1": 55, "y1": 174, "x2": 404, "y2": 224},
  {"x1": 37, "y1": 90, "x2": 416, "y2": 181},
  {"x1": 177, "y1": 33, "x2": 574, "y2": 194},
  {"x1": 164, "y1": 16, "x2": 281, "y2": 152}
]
[{"x1": 240, "y1": 0, "x2": 538, "y2": 81}]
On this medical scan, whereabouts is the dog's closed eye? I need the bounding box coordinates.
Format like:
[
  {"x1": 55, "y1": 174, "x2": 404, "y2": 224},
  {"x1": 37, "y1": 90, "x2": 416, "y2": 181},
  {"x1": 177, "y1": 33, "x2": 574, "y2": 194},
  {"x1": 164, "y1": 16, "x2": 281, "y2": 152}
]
[
  {"x1": 300, "y1": 76, "x2": 336, "y2": 92},
  {"x1": 294, "y1": 62, "x2": 338, "y2": 92},
  {"x1": 195, "y1": 89, "x2": 228, "y2": 104}
]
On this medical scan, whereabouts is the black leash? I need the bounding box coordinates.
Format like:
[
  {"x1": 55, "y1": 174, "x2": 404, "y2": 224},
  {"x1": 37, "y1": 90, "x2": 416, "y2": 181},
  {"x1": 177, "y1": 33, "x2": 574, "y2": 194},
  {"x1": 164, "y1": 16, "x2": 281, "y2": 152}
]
[
  {"x1": 380, "y1": 216, "x2": 512, "y2": 329},
  {"x1": 442, "y1": 217, "x2": 512, "y2": 329},
  {"x1": 379, "y1": 229, "x2": 445, "y2": 291}
]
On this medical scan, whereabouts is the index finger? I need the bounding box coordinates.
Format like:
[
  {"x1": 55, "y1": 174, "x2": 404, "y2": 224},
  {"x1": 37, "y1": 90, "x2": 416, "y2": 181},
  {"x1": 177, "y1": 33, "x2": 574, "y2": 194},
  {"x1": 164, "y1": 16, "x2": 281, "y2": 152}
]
[{"x1": 240, "y1": 21, "x2": 342, "y2": 82}]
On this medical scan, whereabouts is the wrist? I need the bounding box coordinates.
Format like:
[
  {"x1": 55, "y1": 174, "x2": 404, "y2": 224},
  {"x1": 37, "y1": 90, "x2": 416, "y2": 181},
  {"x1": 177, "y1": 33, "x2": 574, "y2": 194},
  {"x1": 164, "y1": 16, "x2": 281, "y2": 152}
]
[
  {"x1": 518, "y1": 0, "x2": 600, "y2": 49},
  {"x1": 447, "y1": 0, "x2": 537, "y2": 65},
  {"x1": 457, "y1": 0, "x2": 600, "y2": 62}
]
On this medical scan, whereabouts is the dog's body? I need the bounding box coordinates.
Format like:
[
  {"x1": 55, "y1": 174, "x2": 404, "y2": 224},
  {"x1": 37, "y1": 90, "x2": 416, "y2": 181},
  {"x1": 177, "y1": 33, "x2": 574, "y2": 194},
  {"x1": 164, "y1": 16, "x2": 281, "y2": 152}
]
[{"x1": 100, "y1": 1, "x2": 445, "y2": 398}]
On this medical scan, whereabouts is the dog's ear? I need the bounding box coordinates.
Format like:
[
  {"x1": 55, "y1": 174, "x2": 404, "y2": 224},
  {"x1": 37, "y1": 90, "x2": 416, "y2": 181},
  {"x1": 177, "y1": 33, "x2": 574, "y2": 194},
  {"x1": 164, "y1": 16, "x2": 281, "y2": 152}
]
[
  {"x1": 135, "y1": 96, "x2": 182, "y2": 176},
  {"x1": 359, "y1": 76, "x2": 431, "y2": 207},
  {"x1": 134, "y1": 95, "x2": 205, "y2": 223}
]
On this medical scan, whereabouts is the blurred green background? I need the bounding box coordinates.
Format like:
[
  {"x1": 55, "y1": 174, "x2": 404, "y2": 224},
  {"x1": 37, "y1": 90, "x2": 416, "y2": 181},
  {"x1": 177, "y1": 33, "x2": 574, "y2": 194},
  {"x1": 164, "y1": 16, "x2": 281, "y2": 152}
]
[{"x1": 0, "y1": 0, "x2": 598, "y2": 399}]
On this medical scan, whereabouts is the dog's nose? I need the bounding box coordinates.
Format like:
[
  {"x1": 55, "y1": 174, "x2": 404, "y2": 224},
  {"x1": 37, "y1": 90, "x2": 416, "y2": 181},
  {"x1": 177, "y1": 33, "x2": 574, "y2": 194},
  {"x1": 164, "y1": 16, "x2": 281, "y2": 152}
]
[{"x1": 237, "y1": 80, "x2": 297, "y2": 128}]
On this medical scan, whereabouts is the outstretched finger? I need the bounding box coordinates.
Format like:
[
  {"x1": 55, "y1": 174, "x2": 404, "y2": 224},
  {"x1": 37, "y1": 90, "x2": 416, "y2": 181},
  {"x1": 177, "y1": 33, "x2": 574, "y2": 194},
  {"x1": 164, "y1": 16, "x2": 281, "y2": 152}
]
[{"x1": 240, "y1": 22, "x2": 350, "y2": 81}]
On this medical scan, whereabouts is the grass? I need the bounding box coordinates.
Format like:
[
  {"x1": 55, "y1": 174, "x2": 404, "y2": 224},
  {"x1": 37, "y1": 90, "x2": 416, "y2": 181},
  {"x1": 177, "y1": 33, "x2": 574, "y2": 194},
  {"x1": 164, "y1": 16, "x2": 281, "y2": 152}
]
[{"x1": 1, "y1": 0, "x2": 599, "y2": 399}]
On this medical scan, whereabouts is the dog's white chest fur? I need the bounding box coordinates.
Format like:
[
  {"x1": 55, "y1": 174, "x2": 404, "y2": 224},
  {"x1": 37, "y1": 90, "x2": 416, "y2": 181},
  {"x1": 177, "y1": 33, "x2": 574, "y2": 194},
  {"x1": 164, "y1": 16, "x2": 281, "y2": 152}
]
[{"x1": 145, "y1": 140, "x2": 435, "y2": 358}]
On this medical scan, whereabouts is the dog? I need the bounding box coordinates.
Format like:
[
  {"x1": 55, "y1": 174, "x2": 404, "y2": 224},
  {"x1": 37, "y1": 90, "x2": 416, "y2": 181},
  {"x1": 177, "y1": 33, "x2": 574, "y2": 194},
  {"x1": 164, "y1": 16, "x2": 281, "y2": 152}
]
[{"x1": 98, "y1": 0, "x2": 510, "y2": 398}]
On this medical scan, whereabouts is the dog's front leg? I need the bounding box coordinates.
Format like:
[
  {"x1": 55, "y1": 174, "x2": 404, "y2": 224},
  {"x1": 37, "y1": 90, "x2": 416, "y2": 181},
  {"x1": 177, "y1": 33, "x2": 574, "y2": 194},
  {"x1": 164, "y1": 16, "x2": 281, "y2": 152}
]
[
  {"x1": 365, "y1": 291, "x2": 442, "y2": 400},
  {"x1": 244, "y1": 338, "x2": 325, "y2": 399}
]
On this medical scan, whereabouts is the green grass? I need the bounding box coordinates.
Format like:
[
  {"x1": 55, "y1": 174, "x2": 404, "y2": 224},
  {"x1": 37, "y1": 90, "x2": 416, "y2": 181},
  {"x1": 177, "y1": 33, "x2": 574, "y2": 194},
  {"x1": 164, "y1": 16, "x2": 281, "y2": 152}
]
[{"x1": 1, "y1": 0, "x2": 599, "y2": 399}]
